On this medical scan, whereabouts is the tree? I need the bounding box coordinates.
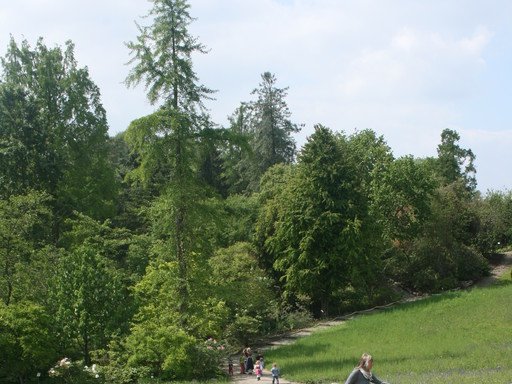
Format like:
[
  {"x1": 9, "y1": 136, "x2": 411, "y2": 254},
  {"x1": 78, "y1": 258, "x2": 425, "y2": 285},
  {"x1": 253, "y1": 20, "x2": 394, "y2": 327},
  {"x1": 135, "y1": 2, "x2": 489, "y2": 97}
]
[
  {"x1": 219, "y1": 193, "x2": 260, "y2": 247},
  {"x1": 436, "y1": 128, "x2": 476, "y2": 192},
  {"x1": 254, "y1": 163, "x2": 295, "y2": 273},
  {"x1": 208, "y1": 242, "x2": 274, "y2": 345},
  {"x1": 0, "y1": 37, "x2": 117, "y2": 225},
  {"x1": 125, "y1": 0, "x2": 216, "y2": 324},
  {"x1": 343, "y1": 130, "x2": 395, "y2": 303},
  {"x1": 473, "y1": 190, "x2": 512, "y2": 253},
  {"x1": 124, "y1": 7, "x2": 237, "y2": 378},
  {"x1": 51, "y1": 214, "x2": 130, "y2": 365},
  {"x1": 251, "y1": 72, "x2": 299, "y2": 172},
  {"x1": 368, "y1": 156, "x2": 439, "y2": 288},
  {"x1": 222, "y1": 73, "x2": 299, "y2": 193},
  {"x1": 0, "y1": 301, "x2": 58, "y2": 384},
  {"x1": 0, "y1": 84, "x2": 42, "y2": 196},
  {"x1": 124, "y1": 245, "x2": 231, "y2": 379},
  {"x1": 0, "y1": 191, "x2": 52, "y2": 306},
  {"x1": 125, "y1": 0, "x2": 213, "y2": 111},
  {"x1": 409, "y1": 180, "x2": 488, "y2": 291},
  {"x1": 266, "y1": 126, "x2": 360, "y2": 316},
  {"x1": 220, "y1": 72, "x2": 300, "y2": 194},
  {"x1": 371, "y1": 156, "x2": 437, "y2": 243},
  {"x1": 346, "y1": 129, "x2": 394, "y2": 196},
  {"x1": 374, "y1": 129, "x2": 486, "y2": 292},
  {"x1": 220, "y1": 103, "x2": 253, "y2": 195},
  {"x1": 125, "y1": 315, "x2": 197, "y2": 379}
]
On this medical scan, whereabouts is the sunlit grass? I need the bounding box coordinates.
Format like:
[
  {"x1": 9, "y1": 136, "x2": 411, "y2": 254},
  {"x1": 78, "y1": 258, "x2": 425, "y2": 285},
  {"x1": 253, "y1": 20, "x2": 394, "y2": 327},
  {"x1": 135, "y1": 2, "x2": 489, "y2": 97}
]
[
  {"x1": 265, "y1": 282, "x2": 512, "y2": 384},
  {"x1": 498, "y1": 266, "x2": 512, "y2": 281}
]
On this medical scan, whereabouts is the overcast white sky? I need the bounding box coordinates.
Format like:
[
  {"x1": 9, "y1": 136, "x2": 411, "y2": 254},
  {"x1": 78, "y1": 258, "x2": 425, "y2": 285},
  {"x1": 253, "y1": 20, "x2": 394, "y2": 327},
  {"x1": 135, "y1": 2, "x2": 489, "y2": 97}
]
[{"x1": 1, "y1": 0, "x2": 511, "y2": 193}]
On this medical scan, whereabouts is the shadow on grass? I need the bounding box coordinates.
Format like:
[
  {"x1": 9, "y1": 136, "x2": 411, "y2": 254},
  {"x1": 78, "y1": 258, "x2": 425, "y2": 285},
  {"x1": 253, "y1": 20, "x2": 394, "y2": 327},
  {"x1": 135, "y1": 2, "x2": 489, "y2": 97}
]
[
  {"x1": 277, "y1": 349, "x2": 472, "y2": 382},
  {"x1": 282, "y1": 356, "x2": 354, "y2": 373},
  {"x1": 481, "y1": 278, "x2": 512, "y2": 289},
  {"x1": 266, "y1": 341, "x2": 331, "y2": 359},
  {"x1": 346, "y1": 290, "x2": 465, "y2": 318}
]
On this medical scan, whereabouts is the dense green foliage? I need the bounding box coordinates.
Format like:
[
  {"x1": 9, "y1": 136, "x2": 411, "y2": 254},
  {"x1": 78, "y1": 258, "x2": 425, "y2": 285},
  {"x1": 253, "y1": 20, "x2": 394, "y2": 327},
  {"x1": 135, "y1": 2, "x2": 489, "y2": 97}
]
[
  {"x1": 265, "y1": 281, "x2": 512, "y2": 383},
  {"x1": 0, "y1": 1, "x2": 509, "y2": 382},
  {"x1": 0, "y1": 37, "x2": 116, "y2": 225}
]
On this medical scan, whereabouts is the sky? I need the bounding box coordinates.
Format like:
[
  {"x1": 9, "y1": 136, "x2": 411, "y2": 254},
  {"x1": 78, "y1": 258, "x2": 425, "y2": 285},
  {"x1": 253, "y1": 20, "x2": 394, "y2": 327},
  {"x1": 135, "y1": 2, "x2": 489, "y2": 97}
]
[{"x1": 1, "y1": 0, "x2": 511, "y2": 193}]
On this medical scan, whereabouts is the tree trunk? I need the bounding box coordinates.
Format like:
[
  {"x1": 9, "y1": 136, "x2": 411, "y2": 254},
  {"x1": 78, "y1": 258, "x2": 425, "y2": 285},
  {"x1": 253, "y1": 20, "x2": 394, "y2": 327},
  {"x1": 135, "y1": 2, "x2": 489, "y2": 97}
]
[{"x1": 175, "y1": 205, "x2": 189, "y2": 322}]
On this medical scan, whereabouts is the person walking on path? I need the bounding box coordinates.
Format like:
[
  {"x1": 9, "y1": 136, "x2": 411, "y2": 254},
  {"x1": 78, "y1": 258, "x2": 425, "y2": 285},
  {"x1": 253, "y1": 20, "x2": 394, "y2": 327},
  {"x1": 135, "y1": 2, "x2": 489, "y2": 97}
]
[
  {"x1": 239, "y1": 354, "x2": 246, "y2": 374},
  {"x1": 228, "y1": 357, "x2": 234, "y2": 376},
  {"x1": 271, "y1": 362, "x2": 280, "y2": 384},
  {"x1": 245, "y1": 354, "x2": 254, "y2": 374},
  {"x1": 255, "y1": 359, "x2": 262, "y2": 381},
  {"x1": 245, "y1": 348, "x2": 254, "y2": 374},
  {"x1": 344, "y1": 353, "x2": 390, "y2": 384}
]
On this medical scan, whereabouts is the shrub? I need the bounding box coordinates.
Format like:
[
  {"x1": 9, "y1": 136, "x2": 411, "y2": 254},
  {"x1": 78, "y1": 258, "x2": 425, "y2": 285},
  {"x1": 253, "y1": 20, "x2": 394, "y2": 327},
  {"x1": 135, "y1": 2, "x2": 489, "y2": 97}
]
[
  {"x1": 453, "y1": 244, "x2": 489, "y2": 281},
  {"x1": 0, "y1": 301, "x2": 57, "y2": 383},
  {"x1": 224, "y1": 314, "x2": 261, "y2": 346},
  {"x1": 48, "y1": 358, "x2": 102, "y2": 383}
]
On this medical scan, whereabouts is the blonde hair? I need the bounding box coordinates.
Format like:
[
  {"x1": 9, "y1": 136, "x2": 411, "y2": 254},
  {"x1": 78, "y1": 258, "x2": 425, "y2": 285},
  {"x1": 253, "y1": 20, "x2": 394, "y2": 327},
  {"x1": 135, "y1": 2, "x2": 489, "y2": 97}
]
[{"x1": 356, "y1": 353, "x2": 373, "y2": 369}]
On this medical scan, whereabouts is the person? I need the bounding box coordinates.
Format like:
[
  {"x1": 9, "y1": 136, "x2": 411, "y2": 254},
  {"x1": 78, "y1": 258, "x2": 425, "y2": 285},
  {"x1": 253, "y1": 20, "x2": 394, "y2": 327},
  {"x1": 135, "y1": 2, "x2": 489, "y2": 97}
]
[
  {"x1": 271, "y1": 362, "x2": 280, "y2": 384},
  {"x1": 260, "y1": 354, "x2": 265, "y2": 369},
  {"x1": 344, "y1": 353, "x2": 389, "y2": 384},
  {"x1": 255, "y1": 359, "x2": 262, "y2": 381},
  {"x1": 239, "y1": 354, "x2": 246, "y2": 374},
  {"x1": 228, "y1": 357, "x2": 234, "y2": 375},
  {"x1": 245, "y1": 352, "x2": 254, "y2": 374}
]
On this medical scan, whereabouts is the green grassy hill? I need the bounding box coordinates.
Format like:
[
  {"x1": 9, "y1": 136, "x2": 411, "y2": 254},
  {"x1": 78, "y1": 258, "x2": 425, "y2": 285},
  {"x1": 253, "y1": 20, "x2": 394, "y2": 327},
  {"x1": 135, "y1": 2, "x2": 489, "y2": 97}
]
[{"x1": 265, "y1": 281, "x2": 512, "y2": 384}]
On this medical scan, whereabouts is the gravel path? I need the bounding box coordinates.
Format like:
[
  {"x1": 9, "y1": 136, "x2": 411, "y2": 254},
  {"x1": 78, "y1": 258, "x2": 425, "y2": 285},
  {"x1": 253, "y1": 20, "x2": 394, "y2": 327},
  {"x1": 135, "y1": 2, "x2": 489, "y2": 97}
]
[
  {"x1": 229, "y1": 321, "x2": 344, "y2": 384},
  {"x1": 476, "y1": 251, "x2": 512, "y2": 287}
]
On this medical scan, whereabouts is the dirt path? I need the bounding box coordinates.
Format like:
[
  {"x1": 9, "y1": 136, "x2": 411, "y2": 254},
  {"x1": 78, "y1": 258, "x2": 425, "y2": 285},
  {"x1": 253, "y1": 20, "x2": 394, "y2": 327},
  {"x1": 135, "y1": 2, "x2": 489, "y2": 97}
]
[
  {"x1": 229, "y1": 321, "x2": 344, "y2": 384},
  {"x1": 476, "y1": 251, "x2": 512, "y2": 287},
  {"x1": 230, "y1": 252, "x2": 512, "y2": 384}
]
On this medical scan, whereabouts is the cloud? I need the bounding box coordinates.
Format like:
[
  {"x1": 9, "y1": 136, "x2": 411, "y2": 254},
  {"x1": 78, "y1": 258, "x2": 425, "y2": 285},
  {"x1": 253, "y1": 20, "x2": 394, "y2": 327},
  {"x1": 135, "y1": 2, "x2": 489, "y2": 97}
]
[
  {"x1": 337, "y1": 26, "x2": 492, "y2": 102},
  {"x1": 459, "y1": 26, "x2": 493, "y2": 55}
]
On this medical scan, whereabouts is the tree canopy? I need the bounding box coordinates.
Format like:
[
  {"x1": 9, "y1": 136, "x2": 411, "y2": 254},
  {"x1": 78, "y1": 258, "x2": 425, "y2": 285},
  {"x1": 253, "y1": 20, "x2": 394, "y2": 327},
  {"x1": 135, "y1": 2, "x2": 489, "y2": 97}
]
[{"x1": 0, "y1": 1, "x2": 504, "y2": 382}]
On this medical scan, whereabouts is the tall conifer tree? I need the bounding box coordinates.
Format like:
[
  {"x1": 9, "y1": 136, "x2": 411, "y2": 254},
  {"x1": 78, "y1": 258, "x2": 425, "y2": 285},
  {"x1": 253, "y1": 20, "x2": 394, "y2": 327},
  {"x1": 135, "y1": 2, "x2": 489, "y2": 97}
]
[
  {"x1": 249, "y1": 72, "x2": 300, "y2": 189},
  {"x1": 125, "y1": 0, "x2": 214, "y2": 326}
]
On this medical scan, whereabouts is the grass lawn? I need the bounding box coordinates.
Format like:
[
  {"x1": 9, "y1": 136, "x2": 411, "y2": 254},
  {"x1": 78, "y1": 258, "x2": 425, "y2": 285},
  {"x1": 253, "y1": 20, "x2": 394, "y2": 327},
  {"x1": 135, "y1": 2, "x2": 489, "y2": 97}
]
[{"x1": 265, "y1": 281, "x2": 512, "y2": 384}]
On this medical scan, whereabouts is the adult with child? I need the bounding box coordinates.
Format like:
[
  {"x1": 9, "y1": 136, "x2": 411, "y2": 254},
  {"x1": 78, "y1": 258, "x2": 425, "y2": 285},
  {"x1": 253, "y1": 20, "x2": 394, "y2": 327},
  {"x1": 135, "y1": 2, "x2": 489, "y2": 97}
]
[{"x1": 344, "y1": 353, "x2": 390, "y2": 384}]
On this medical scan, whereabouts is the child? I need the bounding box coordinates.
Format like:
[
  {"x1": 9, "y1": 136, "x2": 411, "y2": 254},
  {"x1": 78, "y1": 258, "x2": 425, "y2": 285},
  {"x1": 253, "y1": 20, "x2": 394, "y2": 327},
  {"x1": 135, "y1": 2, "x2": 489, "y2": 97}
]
[
  {"x1": 255, "y1": 359, "x2": 262, "y2": 381},
  {"x1": 228, "y1": 357, "x2": 233, "y2": 375},
  {"x1": 239, "y1": 354, "x2": 245, "y2": 374},
  {"x1": 271, "y1": 362, "x2": 280, "y2": 384}
]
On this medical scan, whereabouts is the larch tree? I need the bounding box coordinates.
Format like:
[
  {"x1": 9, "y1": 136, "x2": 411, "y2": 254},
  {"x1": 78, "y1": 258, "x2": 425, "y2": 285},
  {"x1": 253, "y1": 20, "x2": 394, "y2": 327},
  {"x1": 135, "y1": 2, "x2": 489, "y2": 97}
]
[{"x1": 124, "y1": 0, "x2": 215, "y2": 329}]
